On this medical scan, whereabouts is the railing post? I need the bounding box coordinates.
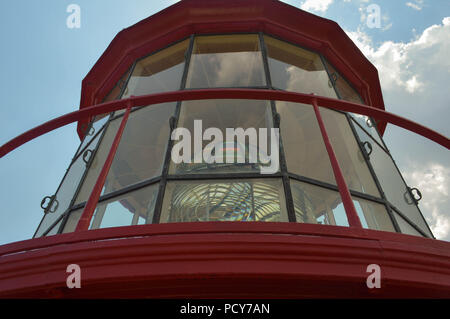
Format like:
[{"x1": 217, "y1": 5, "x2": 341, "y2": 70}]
[
  {"x1": 75, "y1": 101, "x2": 133, "y2": 231},
  {"x1": 311, "y1": 97, "x2": 363, "y2": 228}
]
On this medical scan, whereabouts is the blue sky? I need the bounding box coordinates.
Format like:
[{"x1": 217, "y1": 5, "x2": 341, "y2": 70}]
[{"x1": 0, "y1": 0, "x2": 448, "y2": 244}]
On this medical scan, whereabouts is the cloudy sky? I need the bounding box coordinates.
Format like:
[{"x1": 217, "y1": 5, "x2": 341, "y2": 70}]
[{"x1": 0, "y1": 0, "x2": 448, "y2": 244}]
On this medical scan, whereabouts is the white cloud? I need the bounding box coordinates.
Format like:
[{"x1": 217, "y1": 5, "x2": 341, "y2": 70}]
[
  {"x1": 403, "y1": 164, "x2": 450, "y2": 240},
  {"x1": 300, "y1": 0, "x2": 333, "y2": 12},
  {"x1": 406, "y1": 0, "x2": 424, "y2": 11},
  {"x1": 345, "y1": 18, "x2": 450, "y2": 240}
]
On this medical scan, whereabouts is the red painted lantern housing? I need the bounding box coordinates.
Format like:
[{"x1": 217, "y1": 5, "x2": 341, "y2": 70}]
[{"x1": 0, "y1": 0, "x2": 449, "y2": 298}]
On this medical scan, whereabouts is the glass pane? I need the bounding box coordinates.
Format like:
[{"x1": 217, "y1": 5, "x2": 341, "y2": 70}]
[
  {"x1": 277, "y1": 101, "x2": 336, "y2": 185},
  {"x1": 102, "y1": 103, "x2": 175, "y2": 195},
  {"x1": 264, "y1": 36, "x2": 337, "y2": 98},
  {"x1": 356, "y1": 128, "x2": 433, "y2": 237},
  {"x1": 186, "y1": 34, "x2": 266, "y2": 88},
  {"x1": 161, "y1": 179, "x2": 288, "y2": 223},
  {"x1": 90, "y1": 184, "x2": 159, "y2": 229},
  {"x1": 323, "y1": 60, "x2": 385, "y2": 147},
  {"x1": 103, "y1": 68, "x2": 132, "y2": 102},
  {"x1": 74, "y1": 119, "x2": 120, "y2": 205},
  {"x1": 393, "y1": 211, "x2": 425, "y2": 237},
  {"x1": 34, "y1": 132, "x2": 103, "y2": 237},
  {"x1": 352, "y1": 117, "x2": 387, "y2": 153},
  {"x1": 290, "y1": 180, "x2": 348, "y2": 226},
  {"x1": 320, "y1": 107, "x2": 380, "y2": 197},
  {"x1": 353, "y1": 196, "x2": 395, "y2": 232},
  {"x1": 76, "y1": 114, "x2": 109, "y2": 158},
  {"x1": 62, "y1": 208, "x2": 82, "y2": 233},
  {"x1": 170, "y1": 99, "x2": 277, "y2": 175},
  {"x1": 122, "y1": 39, "x2": 188, "y2": 99}
]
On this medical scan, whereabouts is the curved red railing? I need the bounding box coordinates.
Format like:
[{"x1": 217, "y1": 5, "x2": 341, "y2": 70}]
[{"x1": 1, "y1": 89, "x2": 449, "y2": 234}]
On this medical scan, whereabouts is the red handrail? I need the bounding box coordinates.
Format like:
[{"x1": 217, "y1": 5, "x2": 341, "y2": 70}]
[
  {"x1": 1, "y1": 89, "x2": 448, "y2": 159},
  {"x1": 1, "y1": 88, "x2": 448, "y2": 232}
]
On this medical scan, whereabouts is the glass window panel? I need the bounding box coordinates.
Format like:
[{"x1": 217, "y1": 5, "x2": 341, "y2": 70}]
[
  {"x1": 103, "y1": 68, "x2": 132, "y2": 102},
  {"x1": 352, "y1": 117, "x2": 387, "y2": 153},
  {"x1": 76, "y1": 114, "x2": 109, "y2": 158},
  {"x1": 102, "y1": 103, "x2": 175, "y2": 195},
  {"x1": 160, "y1": 179, "x2": 288, "y2": 223},
  {"x1": 264, "y1": 36, "x2": 337, "y2": 98},
  {"x1": 393, "y1": 211, "x2": 425, "y2": 237},
  {"x1": 74, "y1": 119, "x2": 120, "y2": 205},
  {"x1": 62, "y1": 208, "x2": 82, "y2": 234},
  {"x1": 170, "y1": 99, "x2": 277, "y2": 175},
  {"x1": 90, "y1": 184, "x2": 159, "y2": 230},
  {"x1": 323, "y1": 60, "x2": 385, "y2": 147},
  {"x1": 277, "y1": 101, "x2": 336, "y2": 185},
  {"x1": 35, "y1": 132, "x2": 103, "y2": 237},
  {"x1": 186, "y1": 35, "x2": 266, "y2": 88},
  {"x1": 290, "y1": 180, "x2": 348, "y2": 226},
  {"x1": 353, "y1": 197, "x2": 395, "y2": 232},
  {"x1": 323, "y1": 60, "x2": 362, "y2": 104},
  {"x1": 122, "y1": 39, "x2": 188, "y2": 99},
  {"x1": 320, "y1": 107, "x2": 380, "y2": 197},
  {"x1": 356, "y1": 128, "x2": 433, "y2": 237}
]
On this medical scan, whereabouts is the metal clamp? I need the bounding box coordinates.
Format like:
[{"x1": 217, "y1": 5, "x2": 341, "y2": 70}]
[
  {"x1": 366, "y1": 118, "x2": 374, "y2": 128},
  {"x1": 328, "y1": 72, "x2": 338, "y2": 88},
  {"x1": 40, "y1": 195, "x2": 59, "y2": 214},
  {"x1": 405, "y1": 187, "x2": 422, "y2": 205},
  {"x1": 362, "y1": 141, "x2": 373, "y2": 157},
  {"x1": 82, "y1": 149, "x2": 93, "y2": 165}
]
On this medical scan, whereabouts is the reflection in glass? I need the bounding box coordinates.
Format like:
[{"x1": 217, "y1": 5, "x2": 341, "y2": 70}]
[
  {"x1": 102, "y1": 103, "x2": 175, "y2": 195},
  {"x1": 353, "y1": 196, "x2": 395, "y2": 232},
  {"x1": 291, "y1": 180, "x2": 347, "y2": 226},
  {"x1": 35, "y1": 132, "x2": 103, "y2": 237},
  {"x1": 90, "y1": 184, "x2": 159, "y2": 229},
  {"x1": 161, "y1": 179, "x2": 288, "y2": 223},
  {"x1": 320, "y1": 107, "x2": 380, "y2": 197},
  {"x1": 186, "y1": 35, "x2": 266, "y2": 88},
  {"x1": 170, "y1": 100, "x2": 276, "y2": 175},
  {"x1": 264, "y1": 36, "x2": 337, "y2": 98},
  {"x1": 122, "y1": 39, "x2": 188, "y2": 99},
  {"x1": 356, "y1": 128, "x2": 432, "y2": 237},
  {"x1": 277, "y1": 101, "x2": 336, "y2": 185}
]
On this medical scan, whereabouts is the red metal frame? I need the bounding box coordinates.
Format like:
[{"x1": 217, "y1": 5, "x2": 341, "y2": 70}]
[
  {"x1": 2, "y1": 89, "x2": 448, "y2": 159},
  {"x1": 79, "y1": 0, "x2": 387, "y2": 135},
  {"x1": 312, "y1": 98, "x2": 362, "y2": 228},
  {"x1": 0, "y1": 222, "x2": 449, "y2": 298},
  {"x1": 75, "y1": 103, "x2": 132, "y2": 231},
  {"x1": 1, "y1": 89, "x2": 448, "y2": 233}
]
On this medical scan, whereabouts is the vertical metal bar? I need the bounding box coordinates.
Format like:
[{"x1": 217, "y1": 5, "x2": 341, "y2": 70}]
[
  {"x1": 75, "y1": 102, "x2": 132, "y2": 231},
  {"x1": 152, "y1": 34, "x2": 195, "y2": 224},
  {"x1": 312, "y1": 98, "x2": 362, "y2": 228}
]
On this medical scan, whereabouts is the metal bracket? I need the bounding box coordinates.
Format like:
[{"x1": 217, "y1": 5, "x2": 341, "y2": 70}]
[
  {"x1": 82, "y1": 149, "x2": 93, "y2": 165},
  {"x1": 40, "y1": 195, "x2": 59, "y2": 214},
  {"x1": 362, "y1": 141, "x2": 373, "y2": 158},
  {"x1": 328, "y1": 72, "x2": 338, "y2": 88},
  {"x1": 405, "y1": 187, "x2": 422, "y2": 205}
]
